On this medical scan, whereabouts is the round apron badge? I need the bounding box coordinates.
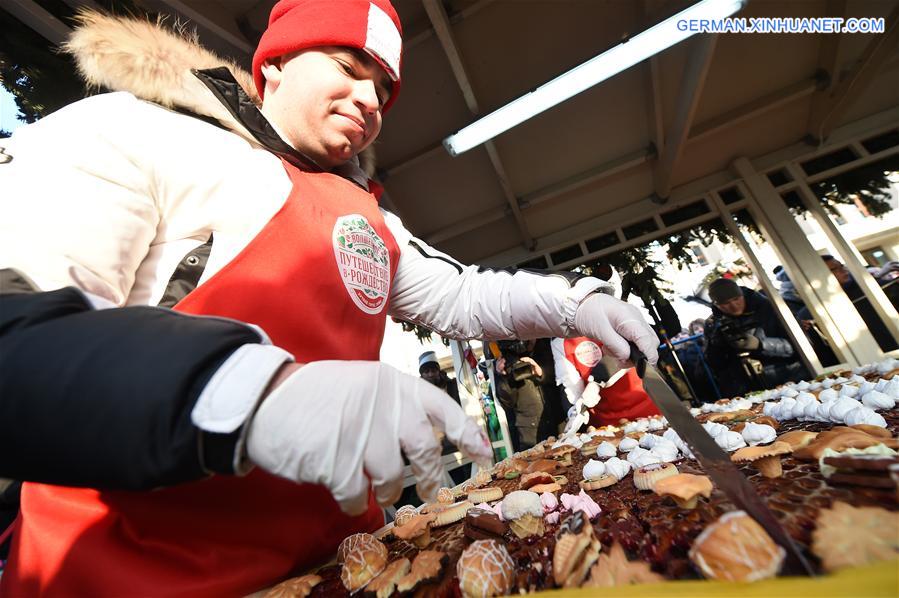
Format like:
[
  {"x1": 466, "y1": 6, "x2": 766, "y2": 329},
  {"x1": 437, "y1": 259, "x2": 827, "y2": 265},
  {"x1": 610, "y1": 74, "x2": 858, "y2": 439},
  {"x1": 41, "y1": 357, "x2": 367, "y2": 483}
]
[
  {"x1": 333, "y1": 214, "x2": 391, "y2": 314},
  {"x1": 574, "y1": 340, "x2": 602, "y2": 368}
]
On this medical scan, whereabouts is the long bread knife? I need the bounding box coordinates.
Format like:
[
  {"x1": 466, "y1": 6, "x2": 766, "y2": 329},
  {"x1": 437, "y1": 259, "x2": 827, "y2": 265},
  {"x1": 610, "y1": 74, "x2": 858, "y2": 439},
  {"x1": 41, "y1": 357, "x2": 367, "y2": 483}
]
[{"x1": 630, "y1": 344, "x2": 815, "y2": 576}]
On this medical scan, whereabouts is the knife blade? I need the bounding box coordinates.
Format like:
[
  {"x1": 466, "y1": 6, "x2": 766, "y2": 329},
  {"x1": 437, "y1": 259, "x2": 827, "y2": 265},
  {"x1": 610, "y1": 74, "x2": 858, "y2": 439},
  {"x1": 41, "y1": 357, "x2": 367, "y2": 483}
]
[{"x1": 629, "y1": 344, "x2": 815, "y2": 576}]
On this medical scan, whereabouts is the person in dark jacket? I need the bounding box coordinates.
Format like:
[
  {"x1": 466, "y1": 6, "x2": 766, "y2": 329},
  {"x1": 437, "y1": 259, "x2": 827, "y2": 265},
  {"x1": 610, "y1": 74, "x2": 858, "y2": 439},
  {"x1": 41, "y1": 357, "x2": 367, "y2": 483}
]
[
  {"x1": 796, "y1": 255, "x2": 898, "y2": 352},
  {"x1": 529, "y1": 338, "x2": 567, "y2": 439},
  {"x1": 494, "y1": 340, "x2": 553, "y2": 450},
  {"x1": 703, "y1": 278, "x2": 807, "y2": 398}
]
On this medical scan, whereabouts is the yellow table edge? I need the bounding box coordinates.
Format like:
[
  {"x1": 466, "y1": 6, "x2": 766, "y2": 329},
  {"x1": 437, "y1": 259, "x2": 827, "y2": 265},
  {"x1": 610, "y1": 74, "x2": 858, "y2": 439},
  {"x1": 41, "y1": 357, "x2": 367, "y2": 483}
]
[
  {"x1": 244, "y1": 557, "x2": 898, "y2": 597},
  {"x1": 534, "y1": 558, "x2": 899, "y2": 597}
]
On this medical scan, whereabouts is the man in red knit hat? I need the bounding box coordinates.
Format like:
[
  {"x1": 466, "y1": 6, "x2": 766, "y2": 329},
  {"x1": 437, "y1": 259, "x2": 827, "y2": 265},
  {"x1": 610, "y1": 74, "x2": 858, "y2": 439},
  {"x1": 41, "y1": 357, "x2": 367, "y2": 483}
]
[{"x1": 0, "y1": 0, "x2": 659, "y2": 594}]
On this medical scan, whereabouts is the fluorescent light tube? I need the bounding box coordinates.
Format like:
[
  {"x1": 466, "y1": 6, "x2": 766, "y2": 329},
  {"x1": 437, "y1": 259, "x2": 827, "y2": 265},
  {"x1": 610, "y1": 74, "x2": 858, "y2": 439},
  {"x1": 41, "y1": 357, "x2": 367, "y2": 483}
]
[{"x1": 443, "y1": 0, "x2": 745, "y2": 156}]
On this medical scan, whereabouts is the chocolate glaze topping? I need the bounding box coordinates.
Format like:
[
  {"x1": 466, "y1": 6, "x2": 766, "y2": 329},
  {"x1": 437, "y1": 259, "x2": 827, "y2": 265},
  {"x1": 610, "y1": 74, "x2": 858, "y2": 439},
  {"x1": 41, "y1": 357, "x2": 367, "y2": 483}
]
[
  {"x1": 555, "y1": 511, "x2": 587, "y2": 539},
  {"x1": 309, "y1": 406, "x2": 899, "y2": 597},
  {"x1": 463, "y1": 508, "x2": 508, "y2": 540}
]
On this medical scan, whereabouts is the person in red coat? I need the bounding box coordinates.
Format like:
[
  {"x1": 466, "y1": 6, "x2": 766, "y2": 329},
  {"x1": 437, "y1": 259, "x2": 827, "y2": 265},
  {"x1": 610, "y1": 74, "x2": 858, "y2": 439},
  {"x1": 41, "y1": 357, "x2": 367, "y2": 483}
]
[{"x1": 553, "y1": 335, "x2": 660, "y2": 428}]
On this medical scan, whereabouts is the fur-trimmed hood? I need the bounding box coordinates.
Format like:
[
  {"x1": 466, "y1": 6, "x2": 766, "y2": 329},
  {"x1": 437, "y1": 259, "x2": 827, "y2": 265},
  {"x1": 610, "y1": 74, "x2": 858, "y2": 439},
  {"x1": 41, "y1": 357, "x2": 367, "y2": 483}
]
[{"x1": 63, "y1": 11, "x2": 376, "y2": 176}]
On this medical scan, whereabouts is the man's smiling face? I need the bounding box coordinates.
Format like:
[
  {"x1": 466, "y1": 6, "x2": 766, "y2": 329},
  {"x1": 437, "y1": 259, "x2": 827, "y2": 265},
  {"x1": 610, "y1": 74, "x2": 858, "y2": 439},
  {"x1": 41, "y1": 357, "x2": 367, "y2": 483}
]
[{"x1": 260, "y1": 46, "x2": 393, "y2": 169}]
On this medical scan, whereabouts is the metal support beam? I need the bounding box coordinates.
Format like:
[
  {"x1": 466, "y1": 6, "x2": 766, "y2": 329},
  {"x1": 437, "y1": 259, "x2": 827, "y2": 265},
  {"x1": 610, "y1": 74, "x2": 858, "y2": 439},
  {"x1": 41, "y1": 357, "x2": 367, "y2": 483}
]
[
  {"x1": 646, "y1": 55, "x2": 665, "y2": 151},
  {"x1": 689, "y1": 78, "x2": 818, "y2": 143},
  {"x1": 732, "y1": 157, "x2": 883, "y2": 366},
  {"x1": 424, "y1": 148, "x2": 651, "y2": 246},
  {"x1": 3, "y1": 0, "x2": 71, "y2": 45},
  {"x1": 422, "y1": 0, "x2": 479, "y2": 115},
  {"x1": 754, "y1": 106, "x2": 899, "y2": 173},
  {"x1": 654, "y1": 33, "x2": 718, "y2": 201},
  {"x1": 812, "y1": 0, "x2": 847, "y2": 89},
  {"x1": 708, "y1": 192, "x2": 825, "y2": 376},
  {"x1": 387, "y1": 29, "x2": 890, "y2": 249},
  {"x1": 484, "y1": 141, "x2": 534, "y2": 249},
  {"x1": 807, "y1": 3, "x2": 899, "y2": 143},
  {"x1": 426, "y1": 207, "x2": 506, "y2": 245},
  {"x1": 408, "y1": 0, "x2": 496, "y2": 50},
  {"x1": 476, "y1": 111, "x2": 898, "y2": 269},
  {"x1": 384, "y1": 68, "x2": 821, "y2": 181},
  {"x1": 407, "y1": 71, "x2": 824, "y2": 246},
  {"x1": 521, "y1": 148, "x2": 653, "y2": 209},
  {"x1": 384, "y1": 143, "x2": 445, "y2": 179},
  {"x1": 422, "y1": 0, "x2": 532, "y2": 248},
  {"x1": 641, "y1": 0, "x2": 665, "y2": 152},
  {"x1": 785, "y1": 162, "x2": 899, "y2": 344}
]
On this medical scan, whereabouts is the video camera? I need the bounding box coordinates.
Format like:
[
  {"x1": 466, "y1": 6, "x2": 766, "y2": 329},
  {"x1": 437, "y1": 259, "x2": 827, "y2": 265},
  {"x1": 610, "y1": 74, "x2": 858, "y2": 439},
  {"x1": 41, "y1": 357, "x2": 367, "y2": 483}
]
[
  {"x1": 497, "y1": 340, "x2": 536, "y2": 382},
  {"x1": 715, "y1": 317, "x2": 759, "y2": 349},
  {"x1": 714, "y1": 316, "x2": 766, "y2": 390}
]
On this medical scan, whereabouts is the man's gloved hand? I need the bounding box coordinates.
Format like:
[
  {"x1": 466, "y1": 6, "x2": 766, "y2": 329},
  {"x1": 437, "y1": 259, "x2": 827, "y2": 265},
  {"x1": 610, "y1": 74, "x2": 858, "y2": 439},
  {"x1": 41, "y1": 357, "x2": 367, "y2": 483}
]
[
  {"x1": 574, "y1": 293, "x2": 659, "y2": 365},
  {"x1": 246, "y1": 361, "x2": 492, "y2": 516},
  {"x1": 580, "y1": 380, "x2": 602, "y2": 409},
  {"x1": 728, "y1": 331, "x2": 761, "y2": 352}
]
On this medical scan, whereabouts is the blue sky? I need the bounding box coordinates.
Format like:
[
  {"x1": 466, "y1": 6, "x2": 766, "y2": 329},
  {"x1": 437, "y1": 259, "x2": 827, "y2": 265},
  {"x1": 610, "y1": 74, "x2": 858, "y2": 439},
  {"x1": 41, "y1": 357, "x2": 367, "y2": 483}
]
[{"x1": 1, "y1": 86, "x2": 25, "y2": 134}]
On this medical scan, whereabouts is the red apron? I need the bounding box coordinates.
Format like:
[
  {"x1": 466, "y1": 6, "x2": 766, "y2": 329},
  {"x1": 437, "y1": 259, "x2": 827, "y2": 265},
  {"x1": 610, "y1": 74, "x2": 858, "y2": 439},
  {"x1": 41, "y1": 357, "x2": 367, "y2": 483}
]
[
  {"x1": 562, "y1": 337, "x2": 660, "y2": 426},
  {"x1": 2, "y1": 162, "x2": 400, "y2": 597}
]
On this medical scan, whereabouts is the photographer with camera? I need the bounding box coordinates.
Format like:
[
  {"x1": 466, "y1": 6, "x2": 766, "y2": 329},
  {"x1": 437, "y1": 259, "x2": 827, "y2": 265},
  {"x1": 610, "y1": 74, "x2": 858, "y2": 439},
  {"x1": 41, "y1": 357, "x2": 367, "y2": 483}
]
[
  {"x1": 494, "y1": 339, "x2": 556, "y2": 451},
  {"x1": 703, "y1": 278, "x2": 807, "y2": 398}
]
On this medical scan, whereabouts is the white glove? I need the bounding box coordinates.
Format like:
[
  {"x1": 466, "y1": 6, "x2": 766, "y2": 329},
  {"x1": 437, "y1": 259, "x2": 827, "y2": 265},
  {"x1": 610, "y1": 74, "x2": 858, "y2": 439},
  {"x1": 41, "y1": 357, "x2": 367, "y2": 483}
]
[
  {"x1": 568, "y1": 410, "x2": 589, "y2": 436},
  {"x1": 562, "y1": 397, "x2": 589, "y2": 438},
  {"x1": 246, "y1": 361, "x2": 492, "y2": 516},
  {"x1": 581, "y1": 380, "x2": 602, "y2": 409},
  {"x1": 574, "y1": 293, "x2": 659, "y2": 365}
]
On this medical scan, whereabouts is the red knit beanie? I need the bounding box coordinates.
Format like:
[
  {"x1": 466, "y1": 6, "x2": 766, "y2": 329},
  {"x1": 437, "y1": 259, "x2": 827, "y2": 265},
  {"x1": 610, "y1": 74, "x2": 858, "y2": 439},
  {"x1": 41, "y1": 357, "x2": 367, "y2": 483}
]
[{"x1": 252, "y1": 0, "x2": 403, "y2": 113}]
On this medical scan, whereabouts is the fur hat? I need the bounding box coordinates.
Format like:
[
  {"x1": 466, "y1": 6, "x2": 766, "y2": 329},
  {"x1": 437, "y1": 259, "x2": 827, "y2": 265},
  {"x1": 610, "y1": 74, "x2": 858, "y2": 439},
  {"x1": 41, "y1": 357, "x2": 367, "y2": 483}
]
[
  {"x1": 708, "y1": 278, "x2": 742, "y2": 304},
  {"x1": 252, "y1": 0, "x2": 403, "y2": 112}
]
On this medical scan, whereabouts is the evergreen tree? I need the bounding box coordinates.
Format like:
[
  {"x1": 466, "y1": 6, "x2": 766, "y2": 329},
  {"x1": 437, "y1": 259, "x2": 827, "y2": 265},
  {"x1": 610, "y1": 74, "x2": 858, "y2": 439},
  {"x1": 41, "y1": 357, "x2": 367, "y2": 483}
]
[{"x1": 0, "y1": 4, "x2": 86, "y2": 123}]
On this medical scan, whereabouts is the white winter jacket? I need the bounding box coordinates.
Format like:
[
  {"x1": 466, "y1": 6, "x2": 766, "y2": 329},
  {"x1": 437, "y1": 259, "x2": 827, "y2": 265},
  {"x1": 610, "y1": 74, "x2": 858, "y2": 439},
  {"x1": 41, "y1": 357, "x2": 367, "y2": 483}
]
[{"x1": 0, "y1": 13, "x2": 604, "y2": 343}]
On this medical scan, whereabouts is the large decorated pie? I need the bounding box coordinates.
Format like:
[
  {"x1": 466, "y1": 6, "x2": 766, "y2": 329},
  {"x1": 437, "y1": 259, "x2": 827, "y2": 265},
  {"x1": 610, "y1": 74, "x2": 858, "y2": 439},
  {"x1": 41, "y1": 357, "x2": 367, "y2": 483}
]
[{"x1": 269, "y1": 359, "x2": 899, "y2": 596}]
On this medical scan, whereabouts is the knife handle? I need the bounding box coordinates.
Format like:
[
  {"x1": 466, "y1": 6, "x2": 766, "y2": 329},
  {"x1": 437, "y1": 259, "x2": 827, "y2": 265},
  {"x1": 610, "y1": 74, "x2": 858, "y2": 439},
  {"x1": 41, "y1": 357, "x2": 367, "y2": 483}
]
[{"x1": 628, "y1": 342, "x2": 648, "y2": 379}]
